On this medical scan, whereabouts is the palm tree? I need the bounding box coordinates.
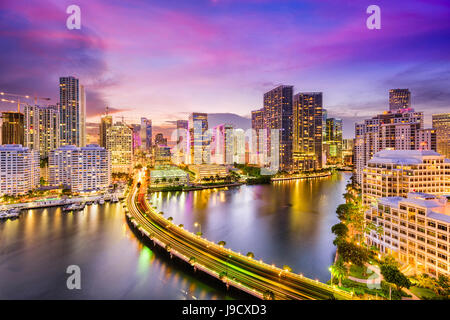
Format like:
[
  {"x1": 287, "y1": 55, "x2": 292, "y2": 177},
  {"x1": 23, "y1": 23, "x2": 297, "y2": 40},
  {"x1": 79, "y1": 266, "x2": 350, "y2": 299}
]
[{"x1": 330, "y1": 257, "x2": 348, "y2": 287}]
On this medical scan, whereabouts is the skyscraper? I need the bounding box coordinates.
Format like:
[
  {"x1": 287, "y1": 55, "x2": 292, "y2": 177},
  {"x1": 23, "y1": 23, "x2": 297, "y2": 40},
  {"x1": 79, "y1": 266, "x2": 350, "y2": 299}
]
[
  {"x1": 324, "y1": 117, "x2": 343, "y2": 165},
  {"x1": 263, "y1": 85, "x2": 293, "y2": 172},
  {"x1": 432, "y1": 113, "x2": 450, "y2": 158},
  {"x1": 1, "y1": 111, "x2": 24, "y2": 145},
  {"x1": 354, "y1": 110, "x2": 425, "y2": 184},
  {"x1": 59, "y1": 76, "x2": 85, "y2": 147},
  {"x1": 189, "y1": 112, "x2": 209, "y2": 164},
  {"x1": 389, "y1": 89, "x2": 411, "y2": 112},
  {"x1": 80, "y1": 85, "x2": 86, "y2": 147},
  {"x1": 251, "y1": 108, "x2": 264, "y2": 165},
  {"x1": 140, "y1": 118, "x2": 152, "y2": 151},
  {"x1": 106, "y1": 122, "x2": 133, "y2": 174},
  {"x1": 173, "y1": 120, "x2": 189, "y2": 164},
  {"x1": 292, "y1": 92, "x2": 324, "y2": 171},
  {"x1": 211, "y1": 123, "x2": 234, "y2": 165},
  {"x1": 99, "y1": 114, "x2": 112, "y2": 148},
  {"x1": 24, "y1": 105, "x2": 60, "y2": 158},
  {"x1": 154, "y1": 133, "x2": 168, "y2": 146}
]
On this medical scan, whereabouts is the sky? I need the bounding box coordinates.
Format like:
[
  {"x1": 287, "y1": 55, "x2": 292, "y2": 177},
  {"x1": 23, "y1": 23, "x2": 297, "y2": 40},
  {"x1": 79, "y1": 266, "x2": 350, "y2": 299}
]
[{"x1": 0, "y1": 0, "x2": 449, "y2": 138}]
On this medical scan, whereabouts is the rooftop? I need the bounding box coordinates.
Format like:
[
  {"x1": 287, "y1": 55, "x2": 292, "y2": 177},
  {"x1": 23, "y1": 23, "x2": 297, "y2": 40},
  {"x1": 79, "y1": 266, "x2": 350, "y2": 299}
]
[
  {"x1": 368, "y1": 149, "x2": 444, "y2": 165},
  {"x1": 378, "y1": 192, "x2": 450, "y2": 222}
]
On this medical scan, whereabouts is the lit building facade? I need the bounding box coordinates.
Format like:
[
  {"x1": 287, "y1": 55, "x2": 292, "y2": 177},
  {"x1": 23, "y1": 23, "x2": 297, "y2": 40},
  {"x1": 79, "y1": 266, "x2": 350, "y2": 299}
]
[
  {"x1": 366, "y1": 192, "x2": 450, "y2": 278},
  {"x1": 362, "y1": 150, "x2": 450, "y2": 207},
  {"x1": 433, "y1": 113, "x2": 450, "y2": 158},
  {"x1": 251, "y1": 108, "x2": 265, "y2": 166},
  {"x1": 106, "y1": 122, "x2": 133, "y2": 174},
  {"x1": 324, "y1": 117, "x2": 343, "y2": 165},
  {"x1": 1, "y1": 111, "x2": 24, "y2": 145},
  {"x1": 354, "y1": 110, "x2": 425, "y2": 184},
  {"x1": 99, "y1": 115, "x2": 112, "y2": 148},
  {"x1": 211, "y1": 123, "x2": 234, "y2": 165},
  {"x1": 263, "y1": 85, "x2": 293, "y2": 172},
  {"x1": 59, "y1": 76, "x2": 85, "y2": 147},
  {"x1": 189, "y1": 164, "x2": 228, "y2": 181},
  {"x1": 189, "y1": 113, "x2": 210, "y2": 165},
  {"x1": 292, "y1": 92, "x2": 323, "y2": 171},
  {"x1": 0, "y1": 144, "x2": 40, "y2": 196},
  {"x1": 389, "y1": 89, "x2": 411, "y2": 112},
  {"x1": 49, "y1": 144, "x2": 111, "y2": 192},
  {"x1": 172, "y1": 120, "x2": 189, "y2": 165},
  {"x1": 342, "y1": 138, "x2": 354, "y2": 166},
  {"x1": 24, "y1": 105, "x2": 60, "y2": 158}
]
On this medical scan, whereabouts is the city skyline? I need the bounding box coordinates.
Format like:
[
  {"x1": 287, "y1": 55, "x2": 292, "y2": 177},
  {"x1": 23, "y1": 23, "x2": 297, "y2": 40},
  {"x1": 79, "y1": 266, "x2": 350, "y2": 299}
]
[{"x1": 1, "y1": 0, "x2": 450, "y2": 138}]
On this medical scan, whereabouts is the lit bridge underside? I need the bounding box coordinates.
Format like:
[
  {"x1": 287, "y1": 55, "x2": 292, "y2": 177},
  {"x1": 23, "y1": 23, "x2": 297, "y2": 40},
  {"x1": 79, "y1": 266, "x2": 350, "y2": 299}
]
[{"x1": 125, "y1": 180, "x2": 355, "y2": 300}]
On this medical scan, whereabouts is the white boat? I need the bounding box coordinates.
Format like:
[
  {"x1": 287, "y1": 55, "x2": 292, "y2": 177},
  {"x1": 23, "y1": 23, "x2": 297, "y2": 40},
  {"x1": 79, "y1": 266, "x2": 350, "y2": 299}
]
[
  {"x1": 0, "y1": 209, "x2": 20, "y2": 219},
  {"x1": 63, "y1": 203, "x2": 85, "y2": 212},
  {"x1": 98, "y1": 198, "x2": 105, "y2": 205},
  {"x1": 111, "y1": 195, "x2": 119, "y2": 203}
]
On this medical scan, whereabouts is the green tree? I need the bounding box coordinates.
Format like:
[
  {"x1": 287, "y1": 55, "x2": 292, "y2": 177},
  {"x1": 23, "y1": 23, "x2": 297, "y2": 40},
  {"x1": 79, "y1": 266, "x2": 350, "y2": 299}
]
[
  {"x1": 337, "y1": 241, "x2": 369, "y2": 267},
  {"x1": 331, "y1": 223, "x2": 348, "y2": 242},
  {"x1": 380, "y1": 264, "x2": 411, "y2": 291},
  {"x1": 218, "y1": 240, "x2": 226, "y2": 247},
  {"x1": 246, "y1": 252, "x2": 255, "y2": 259},
  {"x1": 330, "y1": 257, "x2": 348, "y2": 287}
]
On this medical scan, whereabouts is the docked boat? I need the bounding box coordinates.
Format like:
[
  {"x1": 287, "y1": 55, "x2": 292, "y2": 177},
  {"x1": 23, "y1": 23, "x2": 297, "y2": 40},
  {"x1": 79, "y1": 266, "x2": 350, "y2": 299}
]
[
  {"x1": 111, "y1": 195, "x2": 119, "y2": 203},
  {"x1": 62, "y1": 203, "x2": 85, "y2": 212},
  {"x1": 0, "y1": 209, "x2": 21, "y2": 219},
  {"x1": 98, "y1": 198, "x2": 105, "y2": 205}
]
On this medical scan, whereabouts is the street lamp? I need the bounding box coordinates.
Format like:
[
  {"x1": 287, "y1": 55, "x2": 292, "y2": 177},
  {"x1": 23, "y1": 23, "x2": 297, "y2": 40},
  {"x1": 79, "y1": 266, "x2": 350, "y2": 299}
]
[{"x1": 194, "y1": 222, "x2": 202, "y2": 236}]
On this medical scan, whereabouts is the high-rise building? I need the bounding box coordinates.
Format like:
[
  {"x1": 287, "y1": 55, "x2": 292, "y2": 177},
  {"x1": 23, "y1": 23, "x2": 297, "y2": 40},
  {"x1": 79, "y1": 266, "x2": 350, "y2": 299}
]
[
  {"x1": 49, "y1": 144, "x2": 111, "y2": 192},
  {"x1": 342, "y1": 138, "x2": 354, "y2": 166},
  {"x1": 99, "y1": 114, "x2": 112, "y2": 148},
  {"x1": 211, "y1": 123, "x2": 234, "y2": 165},
  {"x1": 354, "y1": 110, "x2": 425, "y2": 184},
  {"x1": 80, "y1": 85, "x2": 86, "y2": 147},
  {"x1": 292, "y1": 92, "x2": 324, "y2": 171},
  {"x1": 1, "y1": 112, "x2": 24, "y2": 145},
  {"x1": 59, "y1": 76, "x2": 85, "y2": 147},
  {"x1": 389, "y1": 89, "x2": 411, "y2": 112},
  {"x1": 140, "y1": 118, "x2": 152, "y2": 151},
  {"x1": 251, "y1": 108, "x2": 265, "y2": 166},
  {"x1": 106, "y1": 122, "x2": 133, "y2": 174},
  {"x1": 417, "y1": 128, "x2": 437, "y2": 152},
  {"x1": 0, "y1": 144, "x2": 40, "y2": 196},
  {"x1": 189, "y1": 113, "x2": 209, "y2": 164},
  {"x1": 24, "y1": 105, "x2": 60, "y2": 158},
  {"x1": 324, "y1": 117, "x2": 343, "y2": 165},
  {"x1": 173, "y1": 120, "x2": 189, "y2": 164},
  {"x1": 362, "y1": 150, "x2": 449, "y2": 207},
  {"x1": 432, "y1": 113, "x2": 450, "y2": 158},
  {"x1": 263, "y1": 85, "x2": 293, "y2": 172},
  {"x1": 154, "y1": 133, "x2": 167, "y2": 146}
]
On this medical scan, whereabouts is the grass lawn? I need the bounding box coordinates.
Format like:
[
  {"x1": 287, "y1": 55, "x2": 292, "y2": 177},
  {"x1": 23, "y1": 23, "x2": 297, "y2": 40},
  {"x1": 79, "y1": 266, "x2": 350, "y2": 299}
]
[
  {"x1": 409, "y1": 286, "x2": 439, "y2": 299},
  {"x1": 349, "y1": 264, "x2": 369, "y2": 279}
]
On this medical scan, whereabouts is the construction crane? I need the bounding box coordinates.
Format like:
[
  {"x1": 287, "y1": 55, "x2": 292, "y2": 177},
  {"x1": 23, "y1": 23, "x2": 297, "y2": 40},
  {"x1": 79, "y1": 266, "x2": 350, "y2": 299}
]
[{"x1": 0, "y1": 91, "x2": 51, "y2": 112}]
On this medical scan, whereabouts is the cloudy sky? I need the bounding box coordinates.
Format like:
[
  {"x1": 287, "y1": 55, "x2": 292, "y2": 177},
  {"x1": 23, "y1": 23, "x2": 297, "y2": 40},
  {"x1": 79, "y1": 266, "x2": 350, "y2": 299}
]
[{"x1": 1, "y1": 0, "x2": 449, "y2": 138}]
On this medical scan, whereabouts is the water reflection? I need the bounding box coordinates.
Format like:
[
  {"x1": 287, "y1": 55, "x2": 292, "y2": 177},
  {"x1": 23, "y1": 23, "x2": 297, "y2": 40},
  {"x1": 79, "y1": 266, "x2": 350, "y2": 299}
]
[
  {"x1": 0, "y1": 202, "x2": 235, "y2": 299},
  {"x1": 150, "y1": 172, "x2": 351, "y2": 282}
]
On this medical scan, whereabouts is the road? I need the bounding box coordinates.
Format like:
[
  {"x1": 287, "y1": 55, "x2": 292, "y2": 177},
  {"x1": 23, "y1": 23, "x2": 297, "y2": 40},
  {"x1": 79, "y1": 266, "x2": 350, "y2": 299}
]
[{"x1": 125, "y1": 173, "x2": 355, "y2": 300}]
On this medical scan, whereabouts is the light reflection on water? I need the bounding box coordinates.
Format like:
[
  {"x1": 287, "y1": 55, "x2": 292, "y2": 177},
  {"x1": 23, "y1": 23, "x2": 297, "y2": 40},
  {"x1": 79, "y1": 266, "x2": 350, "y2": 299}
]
[
  {"x1": 0, "y1": 172, "x2": 350, "y2": 299},
  {"x1": 150, "y1": 172, "x2": 351, "y2": 282}
]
